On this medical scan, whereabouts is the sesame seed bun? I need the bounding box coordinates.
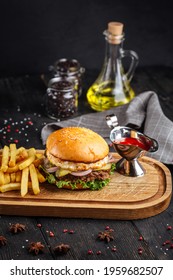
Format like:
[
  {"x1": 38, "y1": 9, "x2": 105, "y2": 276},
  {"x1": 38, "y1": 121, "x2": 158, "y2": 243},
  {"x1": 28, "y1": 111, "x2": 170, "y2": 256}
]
[{"x1": 46, "y1": 127, "x2": 109, "y2": 163}]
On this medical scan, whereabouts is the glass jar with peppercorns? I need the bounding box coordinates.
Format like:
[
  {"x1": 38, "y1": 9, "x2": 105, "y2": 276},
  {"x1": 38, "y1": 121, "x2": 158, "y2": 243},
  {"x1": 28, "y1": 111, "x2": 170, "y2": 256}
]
[
  {"x1": 49, "y1": 58, "x2": 85, "y2": 97},
  {"x1": 45, "y1": 77, "x2": 78, "y2": 120}
]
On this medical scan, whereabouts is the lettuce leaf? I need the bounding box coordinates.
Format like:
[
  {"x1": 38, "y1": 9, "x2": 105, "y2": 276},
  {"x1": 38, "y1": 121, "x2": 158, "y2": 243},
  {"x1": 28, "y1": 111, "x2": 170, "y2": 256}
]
[
  {"x1": 40, "y1": 164, "x2": 114, "y2": 191},
  {"x1": 110, "y1": 163, "x2": 116, "y2": 174},
  {"x1": 55, "y1": 178, "x2": 110, "y2": 190}
]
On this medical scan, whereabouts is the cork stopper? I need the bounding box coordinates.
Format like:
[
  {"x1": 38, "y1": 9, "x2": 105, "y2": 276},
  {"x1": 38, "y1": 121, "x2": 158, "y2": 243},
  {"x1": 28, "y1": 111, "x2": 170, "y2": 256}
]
[
  {"x1": 108, "y1": 22, "x2": 123, "y2": 35},
  {"x1": 107, "y1": 22, "x2": 124, "y2": 44}
]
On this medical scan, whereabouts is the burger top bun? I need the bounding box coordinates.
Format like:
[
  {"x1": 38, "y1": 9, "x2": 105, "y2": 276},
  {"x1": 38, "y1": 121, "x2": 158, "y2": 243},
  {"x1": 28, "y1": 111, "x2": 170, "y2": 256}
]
[{"x1": 46, "y1": 127, "x2": 109, "y2": 163}]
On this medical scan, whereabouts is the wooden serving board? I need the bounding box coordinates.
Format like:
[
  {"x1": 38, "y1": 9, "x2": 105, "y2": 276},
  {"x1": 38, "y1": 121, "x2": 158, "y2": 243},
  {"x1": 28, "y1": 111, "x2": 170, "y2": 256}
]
[{"x1": 0, "y1": 153, "x2": 172, "y2": 220}]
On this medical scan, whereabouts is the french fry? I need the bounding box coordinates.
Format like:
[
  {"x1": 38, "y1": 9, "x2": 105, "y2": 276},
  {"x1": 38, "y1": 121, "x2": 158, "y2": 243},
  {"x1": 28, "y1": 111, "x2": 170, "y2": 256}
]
[
  {"x1": 9, "y1": 143, "x2": 17, "y2": 167},
  {"x1": 0, "y1": 170, "x2": 5, "y2": 185},
  {"x1": 15, "y1": 171, "x2": 22, "y2": 182},
  {"x1": 0, "y1": 183, "x2": 21, "y2": 193},
  {"x1": 16, "y1": 147, "x2": 25, "y2": 154},
  {"x1": 28, "y1": 148, "x2": 36, "y2": 156},
  {"x1": 36, "y1": 168, "x2": 46, "y2": 183},
  {"x1": 1, "y1": 145, "x2": 10, "y2": 172},
  {"x1": 10, "y1": 173, "x2": 16, "y2": 183},
  {"x1": 35, "y1": 153, "x2": 44, "y2": 159},
  {"x1": 4, "y1": 173, "x2": 10, "y2": 184},
  {"x1": 18, "y1": 148, "x2": 36, "y2": 170},
  {"x1": 0, "y1": 144, "x2": 44, "y2": 197},
  {"x1": 33, "y1": 158, "x2": 43, "y2": 167},
  {"x1": 29, "y1": 163, "x2": 40, "y2": 195},
  {"x1": 21, "y1": 167, "x2": 29, "y2": 197},
  {"x1": 6, "y1": 165, "x2": 19, "y2": 173},
  {"x1": 16, "y1": 147, "x2": 28, "y2": 162}
]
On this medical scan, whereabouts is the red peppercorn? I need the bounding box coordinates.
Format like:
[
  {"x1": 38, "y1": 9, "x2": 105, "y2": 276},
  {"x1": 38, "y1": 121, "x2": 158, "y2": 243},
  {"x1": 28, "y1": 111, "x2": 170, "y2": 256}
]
[
  {"x1": 138, "y1": 247, "x2": 143, "y2": 254},
  {"x1": 14, "y1": 139, "x2": 19, "y2": 143},
  {"x1": 167, "y1": 226, "x2": 172, "y2": 230},
  {"x1": 27, "y1": 121, "x2": 33, "y2": 125},
  {"x1": 87, "y1": 249, "x2": 93, "y2": 255},
  {"x1": 111, "y1": 247, "x2": 117, "y2": 252},
  {"x1": 69, "y1": 230, "x2": 75, "y2": 234},
  {"x1": 139, "y1": 236, "x2": 143, "y2": 241},
  {"x1": 138, "y1": 249, "x2": 143, "y2": 255},
  {"x1": 49, "y1": 231, "x2": 55, "y2": 237},
  {"x1": 105, "y1": 226, "x2": 110, "y2": 230},
  {"x1": 96, "y1": 250, "x2": 102, "y2": 255},
  {"x1": 63, "y1": 229, "x2": 68, "y2": 233},
  {"x1": 37, "y1": 223, "x2": 42, "y2": 228}
]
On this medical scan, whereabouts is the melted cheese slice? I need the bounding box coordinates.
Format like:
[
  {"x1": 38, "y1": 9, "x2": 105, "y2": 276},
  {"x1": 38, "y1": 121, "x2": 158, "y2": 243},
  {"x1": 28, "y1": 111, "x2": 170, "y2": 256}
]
[{"x1": 56, "y1": 163, "x2": 112, "y2": 177}]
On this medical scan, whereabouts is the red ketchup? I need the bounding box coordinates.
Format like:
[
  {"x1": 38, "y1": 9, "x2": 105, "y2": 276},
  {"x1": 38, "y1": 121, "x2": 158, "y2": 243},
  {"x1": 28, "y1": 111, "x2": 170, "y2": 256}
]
[{"x1": 114, "y1": 137, "x2": 151, "y2": 151}]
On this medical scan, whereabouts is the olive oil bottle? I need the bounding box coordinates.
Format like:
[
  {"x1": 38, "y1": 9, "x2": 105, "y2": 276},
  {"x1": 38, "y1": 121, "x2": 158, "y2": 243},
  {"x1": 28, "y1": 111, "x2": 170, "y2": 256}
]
[{"x1": 87, "y1": 22, "x2": 138, "y2": 111}]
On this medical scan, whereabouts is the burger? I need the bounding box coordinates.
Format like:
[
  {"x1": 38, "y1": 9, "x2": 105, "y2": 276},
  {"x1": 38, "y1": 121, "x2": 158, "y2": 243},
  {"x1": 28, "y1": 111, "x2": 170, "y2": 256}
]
[{"x1": 40, "y1": 127, "x2": 116, "y2": 190}]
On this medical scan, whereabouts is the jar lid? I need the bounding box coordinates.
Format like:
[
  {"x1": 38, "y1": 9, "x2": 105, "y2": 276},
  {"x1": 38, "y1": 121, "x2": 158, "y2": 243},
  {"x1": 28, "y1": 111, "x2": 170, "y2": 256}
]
[
  {"x1": 54, "y1": 58, "x2": 81, "y2": 74},
  {"x1": 48, "y1": 77, "x2": 75, "y2": 91}
]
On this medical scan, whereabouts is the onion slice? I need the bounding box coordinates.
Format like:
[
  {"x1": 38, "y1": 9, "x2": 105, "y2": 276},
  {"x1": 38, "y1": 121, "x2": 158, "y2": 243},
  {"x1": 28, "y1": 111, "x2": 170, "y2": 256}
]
[
  {"x1": 45, "y1": 166, "x2": 59, "y2": 173},
  {"x1": 108, "y1": 154, "x2": 116, "y2": 163},
  {"x1": 71, "y1": 169, "x2": 92, "y2": 176}
]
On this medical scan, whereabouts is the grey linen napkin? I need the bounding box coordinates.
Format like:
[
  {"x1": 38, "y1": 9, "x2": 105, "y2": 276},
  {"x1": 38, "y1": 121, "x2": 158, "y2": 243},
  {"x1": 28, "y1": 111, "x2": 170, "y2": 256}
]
[{"x1": 41, "y1": 91, "x2": 173, "y2": 165}]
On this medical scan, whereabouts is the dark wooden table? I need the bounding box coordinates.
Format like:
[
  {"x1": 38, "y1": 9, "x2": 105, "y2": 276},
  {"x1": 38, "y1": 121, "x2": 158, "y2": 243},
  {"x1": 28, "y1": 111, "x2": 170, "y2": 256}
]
[{"x1": 0, "y1": 66, "x2": 173, "y2": 260}]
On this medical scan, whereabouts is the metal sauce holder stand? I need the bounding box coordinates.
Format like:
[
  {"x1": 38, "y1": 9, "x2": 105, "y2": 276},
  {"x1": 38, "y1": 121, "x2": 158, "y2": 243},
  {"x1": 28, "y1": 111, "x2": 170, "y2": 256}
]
[{"x1": 106, "y1": 114, "x2": 158, "y2": 177}]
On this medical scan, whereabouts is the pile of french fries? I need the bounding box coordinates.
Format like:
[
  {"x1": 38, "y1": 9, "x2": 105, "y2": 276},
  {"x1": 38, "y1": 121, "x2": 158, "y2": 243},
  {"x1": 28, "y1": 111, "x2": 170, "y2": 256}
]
[{"x1": 0, "y1": 144, "x2": 46, "y2": 197}]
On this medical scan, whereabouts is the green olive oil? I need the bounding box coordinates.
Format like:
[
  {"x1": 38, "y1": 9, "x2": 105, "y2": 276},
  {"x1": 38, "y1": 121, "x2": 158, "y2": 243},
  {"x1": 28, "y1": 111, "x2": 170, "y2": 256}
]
[
  {"x1": 87, "y1": 80, "x2": 135, "y2": 111},
  {"x1": 86, "y1": 22, "x2": 138, "y2": 111}
]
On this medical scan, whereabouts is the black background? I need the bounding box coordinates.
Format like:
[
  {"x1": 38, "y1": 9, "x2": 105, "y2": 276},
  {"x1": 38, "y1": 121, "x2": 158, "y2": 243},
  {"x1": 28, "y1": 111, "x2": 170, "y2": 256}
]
[{"x1": 0, "y1": 0, "x2": 173, "y2": 77}]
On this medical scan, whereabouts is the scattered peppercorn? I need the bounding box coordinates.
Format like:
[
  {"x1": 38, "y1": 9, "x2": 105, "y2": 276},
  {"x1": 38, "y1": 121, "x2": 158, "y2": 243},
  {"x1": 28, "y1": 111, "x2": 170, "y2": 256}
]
[
  {"x1": 105, "y1": 226, "x2": 110, "y2": 230},
  {"x1": 87, "y1": 249, "x2": 93, "y2": 255},
  {"x1": 37, "y1": 223, "x2": 42, "y2": 228},
  {"x1": 96, "y1": 250, "x2": 102, "y2": 255},
  {"x1": 138, "y1": 247, "x2": 143, "y2": 254},
  {"x1": 167, "y1": 226, "x2": 172, "y2": 230},
  {"x1": 49, "y1": 231, "x2": 55, "y2": 237},
  {"x1": 111, "y1": 247, "x2": 117, "y2": 252}
]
